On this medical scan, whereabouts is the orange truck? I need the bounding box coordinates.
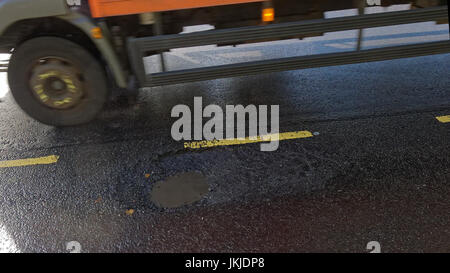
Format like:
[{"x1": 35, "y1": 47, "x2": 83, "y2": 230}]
[
  {"x1": 88, "y1": 0, "x2": 266, "y2": 18},
  {"x1": 0, "y1": 0, "x2": 448, "y2": 126}
]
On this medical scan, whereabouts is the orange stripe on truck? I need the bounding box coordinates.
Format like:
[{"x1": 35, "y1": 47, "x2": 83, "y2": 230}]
[{"x1": 88, "y1": 0, "x2": 266, "y2": 18}]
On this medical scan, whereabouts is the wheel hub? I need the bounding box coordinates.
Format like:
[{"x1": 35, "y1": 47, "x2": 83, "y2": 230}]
[{"x1": 29, "y1": 58, "x2": 84, "y2": 110}]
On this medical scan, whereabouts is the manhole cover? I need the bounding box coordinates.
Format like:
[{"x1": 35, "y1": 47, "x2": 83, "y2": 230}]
[{"x1": 150, "y1": 172, "x2": 209, "y2": 208}]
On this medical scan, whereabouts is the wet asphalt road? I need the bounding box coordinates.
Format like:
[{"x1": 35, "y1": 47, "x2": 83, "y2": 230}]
[{"x1": 0, "y1": 6, "x2": 449, "y2": 253}]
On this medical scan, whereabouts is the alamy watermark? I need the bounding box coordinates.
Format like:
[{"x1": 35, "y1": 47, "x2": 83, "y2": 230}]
[
  {"x1": 171, "y1": 97, "x2": 280, "y2": 151},
  {"x1": 66, "y1": 0, "x2": 81, "y2": 7},
  {"x1": 66, "y1": 241, "x2": 82, "y2": 253},
  {"x1": 367, "y1": 241, "x2": 381, "y2": 253},
  {"x1": 366, "y1": 0, "x2": 381, "y2": 6}
]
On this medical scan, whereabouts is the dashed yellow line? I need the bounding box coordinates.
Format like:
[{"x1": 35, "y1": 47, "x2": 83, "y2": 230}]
[
  {"x1": 436, "y1": 115, "x2": 450, "y2": 123},
  {"x1": 184, "y1": 131, "x2": 314, "y2": 149},
  {"x1": 0, "y1": 155, "x2": 59, "y2": 168}
]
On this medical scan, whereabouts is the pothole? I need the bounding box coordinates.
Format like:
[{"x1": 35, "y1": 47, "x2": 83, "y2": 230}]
[{"x1": 150, "y1": 172, "x2": 209, "y2": 208}]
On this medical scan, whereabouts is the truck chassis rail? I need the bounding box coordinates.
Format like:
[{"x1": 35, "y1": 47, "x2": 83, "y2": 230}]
[
  {"x1": 127, "y1": 6, "x2": 450, "y2": 87},
  {"x1": 0, "y1": 59, "x2": 7, "y2": 73}
]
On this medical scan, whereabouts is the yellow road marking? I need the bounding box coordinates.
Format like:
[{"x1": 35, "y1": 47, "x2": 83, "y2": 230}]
[
  {"x1": 436, "y1": 115, "x2": 450, "y2": 123},
  {"x1": 184, "y1": 131, "x2": 314, "y2": 149},
  {"x1": 0, "y1": 155, "x2": 59, "y2": 168}
]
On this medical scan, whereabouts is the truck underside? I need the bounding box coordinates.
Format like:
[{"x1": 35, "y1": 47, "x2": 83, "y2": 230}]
[
  {"x1": 99, "y1": 0, "x2": 446, "y2": 39},
  {"x1": 91, "y1": 0, "x2": 449, "y2": 82},
  {"x1": 1, "y1": 1, "x2": 447, "y2": 57},
  {"x1": 0, "y1": 0, "x2": 448, "y2": 126}
]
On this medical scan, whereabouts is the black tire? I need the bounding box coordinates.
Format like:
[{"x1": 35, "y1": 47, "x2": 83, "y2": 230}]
[{"x1": 8, "y1": 37, "x2": 109, "y2": 126}]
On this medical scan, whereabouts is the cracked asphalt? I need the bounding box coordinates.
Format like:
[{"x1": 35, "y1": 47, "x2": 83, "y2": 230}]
[{"x1": 0, "y1": 6, "x2": 449, "y2": 253}]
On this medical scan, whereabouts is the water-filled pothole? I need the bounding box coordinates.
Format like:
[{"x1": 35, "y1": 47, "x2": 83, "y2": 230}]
[{"x1": 150, "y1": 172, "x2": 209, "y2": 208}]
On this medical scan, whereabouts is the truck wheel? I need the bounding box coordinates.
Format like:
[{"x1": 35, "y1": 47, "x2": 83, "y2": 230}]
[{"x1": 8, "y1": 37, "x2": 109, "y2": 126}]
